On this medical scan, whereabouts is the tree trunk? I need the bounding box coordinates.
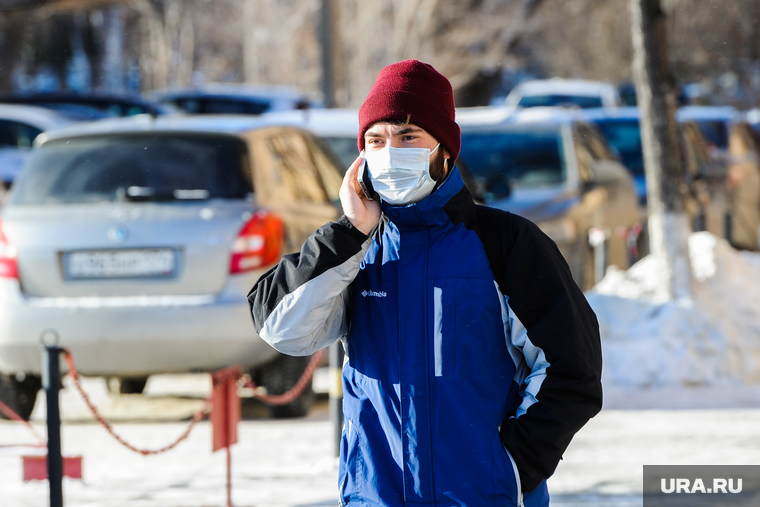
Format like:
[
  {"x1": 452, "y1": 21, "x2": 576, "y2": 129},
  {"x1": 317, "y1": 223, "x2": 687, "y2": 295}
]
[
  {"x1": 319, "y1": 0, "x2": 337, "y2": 108},
  {"x1": 629, "y1": 0, "x2": 692, "y2": 300},
  {"x1": 101, "y1": 5, "x2": 124, "y2": 92}
]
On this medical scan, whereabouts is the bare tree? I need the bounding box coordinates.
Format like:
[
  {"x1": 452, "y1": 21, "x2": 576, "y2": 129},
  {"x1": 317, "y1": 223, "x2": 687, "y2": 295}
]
[
  {"x1": 241, "y1": 0, "x2": 321, "y2": 96},
  {"x1": 3, "y1": 0, "x2": 760, "y2": 109},
  {"x1": 630, "y1": 0, "x2": 691, "y2": 300}
]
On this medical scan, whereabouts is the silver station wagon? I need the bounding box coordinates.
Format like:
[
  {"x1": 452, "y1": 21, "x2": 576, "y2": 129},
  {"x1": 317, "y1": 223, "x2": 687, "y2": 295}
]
[{"x1": 0, "y1": 114, "x2": 344, "y2": 419}]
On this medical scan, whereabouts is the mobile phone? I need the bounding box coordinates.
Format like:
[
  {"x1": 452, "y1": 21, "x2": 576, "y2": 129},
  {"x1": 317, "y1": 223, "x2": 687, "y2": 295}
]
[{"x1": 356, "y1": 158, "x2": 376, "y2": 200}]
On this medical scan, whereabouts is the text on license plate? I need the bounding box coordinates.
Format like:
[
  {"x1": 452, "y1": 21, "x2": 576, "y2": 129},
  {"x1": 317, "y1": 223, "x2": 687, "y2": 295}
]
[{"x1": 66, "y1": 249, "x2": 176, "y2": 279}]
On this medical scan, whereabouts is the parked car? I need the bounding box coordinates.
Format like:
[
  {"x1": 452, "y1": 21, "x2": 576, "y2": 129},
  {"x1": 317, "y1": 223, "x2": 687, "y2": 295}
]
[
  {"x1": 456, "y1": 106, "x2": 640, "y2": 290},
  {"x1": 676, "y1": 106, "x2": 743, "y2": 155},
  {"x1": 724, "y1": 120, "x2": 760, "y2": 250},
  {"x1": 585, "y1": 107, "x2": 741, "y2": 249},
  {"x1": 151, "y1": 84, "x2": 317, "y2": 116},
  {"x1": 260, "y1": 108, "x2": 360, "y2": 171},
  {"x1": 505, "y1": 79, "x2": 622, "y2": 110},
  {"x1": 675, "y1": 106, "x2": 760, "y2": 250},
  {"x1": 0, "y1": 92, "x2": 168, "y2": 121},
  {"x1": 0, "y1": 104, "x2": 73, "y2": 189},
  {"x1": 0, "y1": 114, "x2": 344, "y2": 420}
]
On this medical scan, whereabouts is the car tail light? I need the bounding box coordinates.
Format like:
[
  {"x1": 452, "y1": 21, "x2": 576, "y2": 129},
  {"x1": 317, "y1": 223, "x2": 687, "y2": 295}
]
[
  {"x1": 230, "y1": 211, "x2": 284, "y2": 274},
  {"x1": 0, "y1": 219, "x2": 18, "y2": 279}
]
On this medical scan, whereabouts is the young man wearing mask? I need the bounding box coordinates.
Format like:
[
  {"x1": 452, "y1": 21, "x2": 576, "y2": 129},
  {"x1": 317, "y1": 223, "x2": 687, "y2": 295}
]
[{"x1": 249, "y1": 60, "x2": 602, "y2": 507}]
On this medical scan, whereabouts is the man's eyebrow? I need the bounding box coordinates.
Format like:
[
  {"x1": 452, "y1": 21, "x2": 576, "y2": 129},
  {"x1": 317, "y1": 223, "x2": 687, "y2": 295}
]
[
  {"x1": 395, "y1": 126, "x2": 423, "y2": 135},
  {"x1": 364, "y1": 125, "x2": 424, "y2": 138}
]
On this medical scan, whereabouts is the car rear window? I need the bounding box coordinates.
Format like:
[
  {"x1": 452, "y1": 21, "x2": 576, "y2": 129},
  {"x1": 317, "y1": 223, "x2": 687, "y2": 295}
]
[
  {"x1": 10, "y1": 133, "x2": 251, "y2": 205},
  {"x1": 460, "y1": 128, "x2": 567, "y2": 201}
]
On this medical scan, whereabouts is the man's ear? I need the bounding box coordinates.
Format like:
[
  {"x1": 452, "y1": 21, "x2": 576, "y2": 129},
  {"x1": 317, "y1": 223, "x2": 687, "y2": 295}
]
[{"x1": 443, "y1": 148, "x2": 451, "y2": 160}]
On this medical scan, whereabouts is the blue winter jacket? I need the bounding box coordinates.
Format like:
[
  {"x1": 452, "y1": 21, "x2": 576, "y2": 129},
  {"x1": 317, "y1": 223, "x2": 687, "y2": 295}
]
[{"x1": 249, "y1": 167, "x2": 602, "y2": 506}]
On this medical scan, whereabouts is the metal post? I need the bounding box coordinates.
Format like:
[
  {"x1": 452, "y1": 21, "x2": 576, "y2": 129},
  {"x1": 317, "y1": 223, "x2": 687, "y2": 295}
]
[
  {"x1": 42, "y1": 345, "x2": 64, "y2": 507},
  {"x1": 226, "y1": 446, "x2": 232, "y2": 507},
  {"x1": 725, "y1": 211, "x2": 733, "y2": 241},
  {"x1": 328, "y1": 341, "x2": 344, "y2": 457}
]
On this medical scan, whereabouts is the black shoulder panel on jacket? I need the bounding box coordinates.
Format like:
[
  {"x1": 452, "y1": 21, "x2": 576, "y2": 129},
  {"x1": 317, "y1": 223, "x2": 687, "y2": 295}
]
[
  {"x1": 473, "y1": 204, "x2": 510, "y2": 291},
  {"x1": 442, "y1": 186, "x2": 478, "y2": 231}
]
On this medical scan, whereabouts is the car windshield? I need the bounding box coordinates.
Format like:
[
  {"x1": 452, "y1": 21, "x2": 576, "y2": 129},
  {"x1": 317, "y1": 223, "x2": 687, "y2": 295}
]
[
  {"x1": 10, "y1": 134, "x2": 251, "y2": 205},
  {"x1": 170, "y1": 98, "x2": 271, "y2": 115},
  {"x1": 459, "y1": 128, "x2": 567, "y2": 201},
  {"x1": 593, "y1": 119, "x2": 644, "y2": 175},
  {"x1": 518, "y1": 94, "x2": 603, "y2": 109}
]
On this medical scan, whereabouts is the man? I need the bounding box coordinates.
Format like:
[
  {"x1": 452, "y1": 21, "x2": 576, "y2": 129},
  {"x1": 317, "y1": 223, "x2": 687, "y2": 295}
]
[{"x1": 248, "y1": 59, "x2": 602, "y2": 507}]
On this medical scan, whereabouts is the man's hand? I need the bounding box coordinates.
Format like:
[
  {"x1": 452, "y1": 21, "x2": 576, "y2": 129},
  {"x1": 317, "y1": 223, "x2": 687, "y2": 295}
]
[{"x1": 340, "y1": 156, "x2": 381, "y2": 235}]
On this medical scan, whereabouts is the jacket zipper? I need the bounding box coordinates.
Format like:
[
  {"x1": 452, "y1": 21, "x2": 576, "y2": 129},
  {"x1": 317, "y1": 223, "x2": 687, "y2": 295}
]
[{"x1": 505, "y1": 447, "x2": 524, "y2": 507}]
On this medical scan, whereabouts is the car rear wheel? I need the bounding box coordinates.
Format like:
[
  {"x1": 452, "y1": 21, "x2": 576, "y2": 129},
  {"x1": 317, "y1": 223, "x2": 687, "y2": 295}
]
[
  {"x1": 0, "y1": 374, "x2": 42, "y2": 421},
  {"x1": 108, "y1": 376, "x2": 149, "y2": 395},
  {"x1": 258, "y1": 355, "x2": 315, "y2": 419},
  {"x1": 119, "y1": 377, "x2": 149, "y2": 394}
]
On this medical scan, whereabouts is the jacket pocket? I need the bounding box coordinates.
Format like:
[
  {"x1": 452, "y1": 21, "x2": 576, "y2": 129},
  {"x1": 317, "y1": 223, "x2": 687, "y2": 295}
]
[
  {"x1": 491, "y1": 432, "x2": 523, "y2": 506},
  {"x1": 505, "y1": 446, "x2": 524, "y2": 507},
  {"x1": 433, "y1": 279, "x2": 510, "y2": 379}
]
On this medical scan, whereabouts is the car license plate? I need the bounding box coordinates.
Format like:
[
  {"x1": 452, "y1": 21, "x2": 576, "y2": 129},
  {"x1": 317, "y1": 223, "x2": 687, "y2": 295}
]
[{"x1": 66, "y1": 249, "x2": 176, "y2": 279}]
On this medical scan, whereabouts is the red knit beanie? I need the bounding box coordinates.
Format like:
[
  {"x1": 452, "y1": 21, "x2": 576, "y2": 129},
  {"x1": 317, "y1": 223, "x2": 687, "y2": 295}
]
[{"x1": 358, "y1": 59, "x2": 461, "y2": 161}]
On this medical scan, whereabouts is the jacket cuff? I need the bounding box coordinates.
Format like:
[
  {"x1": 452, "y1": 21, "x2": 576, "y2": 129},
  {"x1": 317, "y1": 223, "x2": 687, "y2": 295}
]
[{"x1": 335, "y1": 215, "x2": 371, "y2": 243}]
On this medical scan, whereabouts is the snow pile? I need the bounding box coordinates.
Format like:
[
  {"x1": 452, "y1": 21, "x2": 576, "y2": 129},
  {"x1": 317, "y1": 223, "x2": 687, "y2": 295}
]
[{"x1": 587, "y1": 232, "x2": 760, "y2": 388}]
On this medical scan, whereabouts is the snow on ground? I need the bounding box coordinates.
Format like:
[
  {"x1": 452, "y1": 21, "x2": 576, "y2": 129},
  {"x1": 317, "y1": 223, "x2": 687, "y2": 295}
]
[
  {"x1": 3, "y1": 231, "x2": 760, "y2": 506},
  {"x1": 588, "y1": 232, "x2": 760, "y2": 394},
  {"x1": 1, "y1": 406, "x2": 339, "y2": 507},
  {"x1": 4, "y1": 404, "x2": 760, "y2": 507}
]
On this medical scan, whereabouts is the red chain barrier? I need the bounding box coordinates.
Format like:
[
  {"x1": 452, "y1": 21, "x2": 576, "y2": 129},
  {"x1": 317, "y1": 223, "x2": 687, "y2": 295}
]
[
  {"x1": 0, "y1": 398, "x2": 46, "y2": 447},
  {"x1": 63, "y1": 350, "x2": 210, "y2": 456},
  {"x1": 60, "y1": 348, "x2": 322, "y2": 454},
  {"x1": 240, "y1": 350, "x2": 324, "y2": 406}
]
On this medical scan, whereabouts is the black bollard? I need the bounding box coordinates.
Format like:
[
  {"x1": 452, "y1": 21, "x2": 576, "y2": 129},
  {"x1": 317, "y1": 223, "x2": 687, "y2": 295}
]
[
  {"x1": 42, "y1": 344, "x2": 64, "y2": 507},
  {"x1": 328, "y1": 341, "x2": 344, "y2": 458}
]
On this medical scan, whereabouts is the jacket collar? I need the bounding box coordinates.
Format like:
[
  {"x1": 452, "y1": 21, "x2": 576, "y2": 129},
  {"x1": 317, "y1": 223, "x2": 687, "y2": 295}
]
[{"x1": 380, "y1": 166, "x2": 473, "y2": 230}]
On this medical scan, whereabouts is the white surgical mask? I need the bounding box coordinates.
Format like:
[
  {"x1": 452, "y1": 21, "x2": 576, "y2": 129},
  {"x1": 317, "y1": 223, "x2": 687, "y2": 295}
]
[{"x1": 362, "y1": 144, "x2": 439, "y2": 205}]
